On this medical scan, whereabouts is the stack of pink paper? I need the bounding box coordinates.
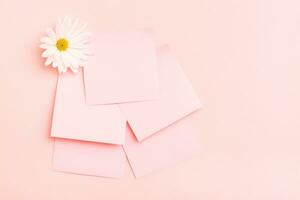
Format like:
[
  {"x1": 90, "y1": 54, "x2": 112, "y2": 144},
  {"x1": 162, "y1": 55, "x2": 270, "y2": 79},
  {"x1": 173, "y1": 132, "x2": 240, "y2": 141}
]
[{"x1": 50, "y1": 31, "x2": 202, "y2": 178}]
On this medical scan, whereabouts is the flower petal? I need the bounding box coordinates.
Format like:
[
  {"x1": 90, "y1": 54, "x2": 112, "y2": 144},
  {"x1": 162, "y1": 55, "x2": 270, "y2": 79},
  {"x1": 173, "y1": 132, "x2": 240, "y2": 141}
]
[
  {"x1": 55, "y1": 18, "x2": 63, "y2": 38},
  {"x1": 45, "y1": 56, "x2": 53, "y2": 66},
  {"x1": 46, "y1": 27, "x2": 56, "y2": 40},
  {"x1": 69, "y1": 22, "x2": 88, "y2": 38},
  {"x1": 42, "y1": 48, "x2": 55, "y2": 58},
  {"x1": 40, "y1": 43, "x2": 54, "y2": 49},
  {"x1": 40, "y1": 37, "x2": 55, "y2": 45},
  {"x1": 68, "y1": 49, "x2": 89, "y2": 60},
  {"x1": 66, "y1": 18, "x2": 79, "y2": 37}
]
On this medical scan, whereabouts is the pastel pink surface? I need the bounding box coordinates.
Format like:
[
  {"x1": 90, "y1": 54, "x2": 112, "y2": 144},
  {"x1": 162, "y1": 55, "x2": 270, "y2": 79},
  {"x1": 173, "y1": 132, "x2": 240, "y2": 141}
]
[
  {"x1": 84, "y1": 31, "x2": 159, "y2": 104},
  {"x1": 53, "y1": 138, "x2": 125, "y2": 178},
  {"x1": 51, "y1": 70, "x2": 126, "y2": 144},
  {"x1": 1, "y1": 0, "x2": 300, "y2": 199},
  {"x1": 120, "y1": 45, "x2": 201, "y2": 141},
  {"x1": 124, "y1": 113, "x2": 201, "y2": 177}
]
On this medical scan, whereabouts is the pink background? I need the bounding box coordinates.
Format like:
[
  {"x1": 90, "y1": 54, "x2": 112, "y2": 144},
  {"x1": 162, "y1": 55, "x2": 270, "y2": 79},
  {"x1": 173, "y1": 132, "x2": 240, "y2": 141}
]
[{"x1": 0, "y1": 0, "x2": 299, "y2": 199}]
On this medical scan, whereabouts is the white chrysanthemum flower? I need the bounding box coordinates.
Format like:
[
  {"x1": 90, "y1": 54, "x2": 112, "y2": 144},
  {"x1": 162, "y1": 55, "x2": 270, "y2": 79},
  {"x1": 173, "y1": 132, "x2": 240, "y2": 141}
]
[{"x1": 40, "y1": 16, "x2": 91, "y2": 73}]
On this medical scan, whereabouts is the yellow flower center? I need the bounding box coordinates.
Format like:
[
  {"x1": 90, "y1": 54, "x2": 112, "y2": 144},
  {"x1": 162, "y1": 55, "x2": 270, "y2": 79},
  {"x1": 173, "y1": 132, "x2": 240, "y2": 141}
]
[{"x1": 56, "y1": 38, "x2": 69, "y2": 51}]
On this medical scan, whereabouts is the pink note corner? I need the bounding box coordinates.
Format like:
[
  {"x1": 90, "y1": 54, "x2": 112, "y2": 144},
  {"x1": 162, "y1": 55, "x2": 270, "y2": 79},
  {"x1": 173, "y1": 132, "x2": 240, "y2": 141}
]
[{"x1": 123, "y1": 112, "x2": 201, "y2": 178}]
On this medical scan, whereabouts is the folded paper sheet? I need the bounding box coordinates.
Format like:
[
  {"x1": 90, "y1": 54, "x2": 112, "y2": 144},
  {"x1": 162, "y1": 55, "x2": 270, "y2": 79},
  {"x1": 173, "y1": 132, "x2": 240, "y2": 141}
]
[
  {"x1": 119, "y1": 45, "x2": 202, "y2": 141},
  {"x1": 123, "y1": 113, "x2": 201, "y2": 177},
  {"x1": 51, "y1": 70, "x2": 126, "y2": 144},
  {"x1": 53, "y1": 139, "x2": 125, "y2": 178},
  {"x1": 84, "y1": 31, "x2": 159, "y2": 104}
]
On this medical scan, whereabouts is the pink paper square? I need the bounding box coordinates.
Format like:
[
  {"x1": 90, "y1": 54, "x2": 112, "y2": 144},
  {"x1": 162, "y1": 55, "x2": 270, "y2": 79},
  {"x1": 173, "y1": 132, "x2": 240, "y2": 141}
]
[
  {"x1": 53, "y1": 138, "x2": 125, "y2": 178},
  {"x1": 51, "y1": 70, "x2": 126, "y2": 144},
  {"x1": 84, "y1": 31, "x2": 159, "y2": 104},
  {"x1": 123, "y1": 113, "x2": 201, "y2": 178},
  {"x1": 119, "y1": 45, "x2": 202, "y2": 141}
]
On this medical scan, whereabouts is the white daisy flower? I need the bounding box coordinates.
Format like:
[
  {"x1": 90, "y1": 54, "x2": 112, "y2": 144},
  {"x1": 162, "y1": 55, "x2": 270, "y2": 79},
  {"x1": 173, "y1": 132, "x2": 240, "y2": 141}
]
[{"x1": 40, "y1": 16, "x2": 91, "y2": 73}]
